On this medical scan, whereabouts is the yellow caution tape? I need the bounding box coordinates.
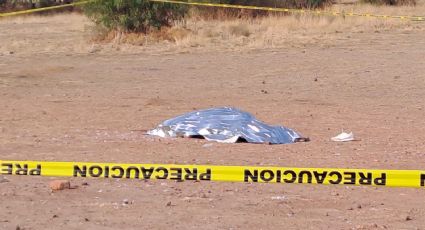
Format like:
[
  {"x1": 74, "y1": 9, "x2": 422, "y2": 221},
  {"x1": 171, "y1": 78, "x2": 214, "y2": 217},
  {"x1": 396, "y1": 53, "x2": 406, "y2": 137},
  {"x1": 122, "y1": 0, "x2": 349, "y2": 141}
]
[
  {"x1": 0, "y1": 0, "x2": 423, "y2": 21},
  {"x1": 0, "y1": 1, "x2": 88, "y2": 17},
  {"x1": 151, "y1": 0, "x2": 425, "y2": 21},
  {"x1": 1, "y1": 160, "x2": 425, "y2": 188}
]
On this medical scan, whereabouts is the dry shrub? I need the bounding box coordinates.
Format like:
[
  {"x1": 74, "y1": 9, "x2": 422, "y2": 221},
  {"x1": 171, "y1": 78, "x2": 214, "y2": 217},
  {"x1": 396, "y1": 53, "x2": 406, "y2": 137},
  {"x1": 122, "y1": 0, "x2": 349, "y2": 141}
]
[
  {"x1": 0, "y1": 0, "x2": 32, "y2": 12},
  {"x1": 362, "y1": 0, "x2": 416, "y2": 5},
  {"x1": 90, "y1": 26, "x2": 191, "y2": 45},
  {"x1": 187, "y1": 0, "x2": 333, "y2": 20},
  {"x1": 0, "y1": 0, "x2": 76, "y2": 13},
  {"x1": 227, "y1": 23, "x2": 251, "y2": 36},
  {"x1": 222, "y1": 0, "x2": 332, "y2": 8},
  {"x1": 150, "y1": 27, "x2": 192, "y2": 41},
  {"x1": 189, "y1": 7, "x2": 269, "y2": 20}
]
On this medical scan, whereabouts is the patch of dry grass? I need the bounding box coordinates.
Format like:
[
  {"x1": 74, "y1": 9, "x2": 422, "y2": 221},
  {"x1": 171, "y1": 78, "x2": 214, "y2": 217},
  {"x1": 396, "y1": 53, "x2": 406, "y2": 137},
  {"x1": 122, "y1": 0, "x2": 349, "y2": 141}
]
[
  {"x1": 0, "y1": 1, "x2": 423, "y2": 54},
  {"x1": 71, "y1": 0, "x2": 424, "y2": 50},
  {"x1": 0, "y1": 13, "x2": 94, "y2": 54},
  {"x1": 167, "y1": 1, "x2": 424, "y2": 49},
  {"x1": 90, "y1": 27, "x2": 192, "y2": 46}
]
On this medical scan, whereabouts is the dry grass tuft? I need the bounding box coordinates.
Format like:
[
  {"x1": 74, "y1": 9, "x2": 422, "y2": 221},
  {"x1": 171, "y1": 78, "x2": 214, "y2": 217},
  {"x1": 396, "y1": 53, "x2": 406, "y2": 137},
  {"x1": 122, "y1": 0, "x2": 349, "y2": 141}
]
[
  {"x1": 227, "y1": 23, "x2": 252, "y2": 37},
  {"x1": 90, "y1": 26, "x2": 192, "y2": 45}
]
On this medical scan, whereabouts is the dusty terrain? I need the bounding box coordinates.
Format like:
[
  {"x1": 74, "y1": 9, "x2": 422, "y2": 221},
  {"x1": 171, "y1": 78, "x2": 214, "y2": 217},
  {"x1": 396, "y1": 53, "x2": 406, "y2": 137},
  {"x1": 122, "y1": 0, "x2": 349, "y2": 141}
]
[{"x1": 1, "y1": 7, "x2": 425, "y2": 230}]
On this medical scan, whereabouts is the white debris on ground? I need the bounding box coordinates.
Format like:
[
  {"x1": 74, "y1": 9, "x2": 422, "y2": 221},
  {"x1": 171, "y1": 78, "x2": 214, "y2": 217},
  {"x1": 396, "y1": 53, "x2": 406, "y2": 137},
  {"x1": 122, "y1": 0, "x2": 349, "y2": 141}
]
[{"x1": 331, "y1": 132, "x2": 354, "y2": 142}]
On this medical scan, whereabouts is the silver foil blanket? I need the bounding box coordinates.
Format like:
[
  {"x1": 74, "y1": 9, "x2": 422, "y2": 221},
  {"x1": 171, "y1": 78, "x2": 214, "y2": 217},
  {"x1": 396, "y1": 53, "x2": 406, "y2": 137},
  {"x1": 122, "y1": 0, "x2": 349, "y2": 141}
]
[{"x1": 147, "y1": 107, "x2": 306, "y2": 144}]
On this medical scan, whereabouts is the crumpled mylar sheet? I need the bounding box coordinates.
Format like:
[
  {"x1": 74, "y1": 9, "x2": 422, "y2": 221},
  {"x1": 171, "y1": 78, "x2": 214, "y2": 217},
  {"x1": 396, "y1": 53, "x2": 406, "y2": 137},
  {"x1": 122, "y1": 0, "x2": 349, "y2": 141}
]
[{"x1": 147, "y1": 107, "x2": 307, "y2": 144}]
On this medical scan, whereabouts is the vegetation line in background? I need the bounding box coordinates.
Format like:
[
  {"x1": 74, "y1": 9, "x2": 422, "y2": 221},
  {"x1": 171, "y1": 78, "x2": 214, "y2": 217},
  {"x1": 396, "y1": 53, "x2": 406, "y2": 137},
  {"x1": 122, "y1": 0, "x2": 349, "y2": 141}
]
[{"x1": 1, "y1": 0, "x2": 420, "y2": 33}]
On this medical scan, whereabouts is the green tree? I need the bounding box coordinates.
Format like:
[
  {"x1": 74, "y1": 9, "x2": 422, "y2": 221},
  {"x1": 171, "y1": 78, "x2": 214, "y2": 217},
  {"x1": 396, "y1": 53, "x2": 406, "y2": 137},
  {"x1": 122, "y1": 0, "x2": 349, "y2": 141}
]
[{"x1": 84, "y1": 0, "x2": 187, "y2": 33}]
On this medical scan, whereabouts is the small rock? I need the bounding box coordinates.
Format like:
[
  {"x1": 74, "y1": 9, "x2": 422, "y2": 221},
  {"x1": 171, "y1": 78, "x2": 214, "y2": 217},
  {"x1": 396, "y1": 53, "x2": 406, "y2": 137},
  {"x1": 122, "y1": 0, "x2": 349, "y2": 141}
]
[
  {"x1": 88, "y1": 45, "x2": 101, "y2": 53},
  {"x1": 201, "y1": 194, "x2": 208, "y2": 198},
  {"x1": 271, "y1": 196, "x2": 286, "y2": 200},
  {"x1": 52, "y1": 214, "x2": 58, "y2": 218},
  {"x1": 81, "y1": 182, "x2": 89, "y2": 186},
  {"x1": 166, "y1": 201, "x2": 172, "y2": 206},
  {"x1": 122, "y1": 199, "x2": 130, "y2": 205},
  {"x1": 49, "y1": 180, "x2": 71, "y2": 191},
  {"x1": 406, "y1": 216, "x2": 412, "y2": 221},
  {"x1": 0, "y1": 177, "x2": 9, "y2": 183},
  {"x1": 84, "y1": 218, "x2": 89, "y2": 222},
  {"x1": 357, "y1": 204, "x2": 362, "y2": 209}
]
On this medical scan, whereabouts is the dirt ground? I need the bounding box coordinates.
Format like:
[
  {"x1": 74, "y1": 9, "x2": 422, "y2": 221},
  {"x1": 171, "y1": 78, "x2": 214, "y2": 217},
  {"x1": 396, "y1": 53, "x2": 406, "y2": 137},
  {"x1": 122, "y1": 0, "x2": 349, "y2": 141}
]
[{"x1": 1, "y1": 11, "x2": 425, "y2": 230}]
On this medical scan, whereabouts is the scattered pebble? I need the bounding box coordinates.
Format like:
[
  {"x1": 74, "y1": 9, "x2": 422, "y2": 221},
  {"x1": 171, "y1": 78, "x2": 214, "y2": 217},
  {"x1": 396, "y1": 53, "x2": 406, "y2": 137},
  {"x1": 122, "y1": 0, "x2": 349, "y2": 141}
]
[
  {"x1": 84, "y1": 218, "x2": 89, "y2": 222},
  {"x1": 122, "y1": 199, "x2": 130, "y2": 205},
  {"x1": 49, "y1": 180, "x2": 71, "y2": 191},
  {"x1": 166, "y1": 201, "x2": 172, "y2": 206},
  {"x1": 271, "y1": 196, "x2": 286, "y2": 200},
  {"x1": 82, "y1": 182, "x2": 89, "y2": 186},
  {"x1": 331, "y1": 191, "x2": 339, "y2": 196},
  {"x1": 406, "y1": 216, "x2": 412, "y2": 221}
]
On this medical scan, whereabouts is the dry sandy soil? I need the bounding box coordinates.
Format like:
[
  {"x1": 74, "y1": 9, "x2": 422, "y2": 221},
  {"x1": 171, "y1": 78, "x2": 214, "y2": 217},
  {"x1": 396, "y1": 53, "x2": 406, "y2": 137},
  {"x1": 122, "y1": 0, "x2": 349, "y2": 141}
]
[{"x1": 1, "y1": 6, "x2": 425, "y2": 230}]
